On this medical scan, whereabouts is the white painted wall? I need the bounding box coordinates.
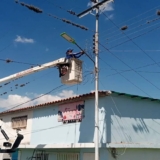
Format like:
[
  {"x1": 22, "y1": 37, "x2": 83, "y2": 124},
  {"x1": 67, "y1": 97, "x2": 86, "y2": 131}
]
[{"x1": 0, "y1": 110, "x2": 33, "y2": 145}]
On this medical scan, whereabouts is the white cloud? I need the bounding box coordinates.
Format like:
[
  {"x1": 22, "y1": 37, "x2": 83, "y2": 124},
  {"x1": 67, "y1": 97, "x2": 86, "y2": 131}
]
[
  {"x1": 14, "y1": 35, "x2": 35, "y2": 43},
  {"x1": 33, "y1": 90, "x2": 77, "y2": 104},
  {"x1": 87, "y1": 1, "x2": 114, "y2": 13},
  {"x1": 0, "y1": 90, "x2": 77, "y2": 110},
  {"x1": 58, "y1": 90, "x2": 76, "y2": 98},
  {"x1": 33, "y1": 94, "x2": 62, "y2": 104},
  {"x1": 99, "y1": 1, "x2": 114, "y2": 12},
  {"x1": 0, "y1": 95, "x2": 32, "y2": 109},
  {"x1": 105, "y1": 14, "x2": 114, "y2": 20}
]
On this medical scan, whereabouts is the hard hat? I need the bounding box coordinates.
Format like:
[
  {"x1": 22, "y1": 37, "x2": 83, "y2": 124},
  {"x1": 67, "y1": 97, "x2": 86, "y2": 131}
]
[{"x1": 66, "y1": 48, "x2": 73, "y2": 52}]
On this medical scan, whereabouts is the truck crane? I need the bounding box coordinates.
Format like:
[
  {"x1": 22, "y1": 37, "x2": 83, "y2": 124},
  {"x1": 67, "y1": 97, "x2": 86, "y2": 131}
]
[
  {"x1": 0, "y1": 119, "x2": 23, "y2": 160},
  {"x1": 0, "y1": 57, "x2": 82, "y2": 85},
  {"x1": 0, "y1": 57, "x2": 83, "y2": 159}
]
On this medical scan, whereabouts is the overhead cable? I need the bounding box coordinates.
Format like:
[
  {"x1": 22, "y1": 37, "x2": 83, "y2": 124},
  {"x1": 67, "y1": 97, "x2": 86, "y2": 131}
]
[
  {"x1": 102, "y1": 13, "x2": 160, "y2": 69},
  {"x1": 100, "y1": 4, "x2": 160, "y2": 36},
  {"x1": 15, "y1": 1, "x2": 88, "y2": 31}
]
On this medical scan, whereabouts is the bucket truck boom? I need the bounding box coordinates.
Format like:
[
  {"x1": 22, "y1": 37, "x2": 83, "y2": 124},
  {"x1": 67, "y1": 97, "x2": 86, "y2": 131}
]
[
  {"x1": 0, "y1": 58, "x2": 69, "y2": 84},
  {"x1": 0, "y1": 120, "x2": 23, "y2": 160},
  {"x1": 0, "y1": 57, "x2": 83, "y2": 85}
]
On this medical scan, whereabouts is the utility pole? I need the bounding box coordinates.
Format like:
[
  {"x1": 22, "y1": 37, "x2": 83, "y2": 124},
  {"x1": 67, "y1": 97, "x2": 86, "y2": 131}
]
[
  {"x1": 95, "y1": 2, "x2": 99, "y2": 160},
  {"x1": 77, "y1": 0, "x2": 112, "y2": 160}
]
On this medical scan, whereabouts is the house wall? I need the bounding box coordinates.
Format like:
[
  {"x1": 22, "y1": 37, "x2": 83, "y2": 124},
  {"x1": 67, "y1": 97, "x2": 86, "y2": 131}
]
[
  {"x1": 0, "y1": 110, "x2": 33, "y2": 145},
  {"x1": 107, "y1": 95, "x2": 160, "y2": 144},
  {"x1": 19, "y1": 148, "x2": 160, "y2": 160},
  {"x1": 30, "y1": 94, "x2": 160, "y2": 145},
  {"x1": 30, "y1": 99, "x2": 96, "y2": 144},
  {"x1": 1, "y1": 94, "x2": 160, "y2": 159},
  {"x1": 107, "y1": 148, "x2": 160, "y2": 160}
]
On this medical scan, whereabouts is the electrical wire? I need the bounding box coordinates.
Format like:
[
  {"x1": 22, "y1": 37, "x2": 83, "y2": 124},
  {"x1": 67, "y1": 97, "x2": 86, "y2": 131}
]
[
  {"x1": 100, "y1": 42, "x2": 160, "y2": 93},
  {"x1": 0, "y1": 84, "x2": 64, "y2": 113},
  {"x1": 0, "y1": 66, "x2": 93, "y2": 112},
  {"x1": 101, "y1": 13, "x2": 158, "y2": 40},
  {"x1": 44, "y1": 0, "x2": 77, "y2": 16},
  {"x1": 105, "y1": 18, "x2": 160, "y2": 45},
  {"x1": 102, "y1": 12, "x2": 160, "y2": 71},
  {"x1": 108, "y1": 24, "x2": 160, "y2": 49},
  {"x1": 100, "y1": 4, "x2": 160, "y2": 36},
  {"x1": 0, "y1": 58, "x2": 40, "y2": 66},
  {"x1": 103, "y1": 60, "x2": 160, "y2": 78},
  {"x1": 16, "y1": 1, "x2": 88, "y2": 31},
  {"x1": 99, "y1": 56, "x2": 151, "y2": 97}
]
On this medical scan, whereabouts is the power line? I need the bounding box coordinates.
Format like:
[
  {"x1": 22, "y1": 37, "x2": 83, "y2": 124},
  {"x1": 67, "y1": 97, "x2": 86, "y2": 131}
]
[
  {"x1": 16, "y1": 1, "x2": 88, "y2": 31},
  {"x1": 84, "y1": 18, "x2": 160, "y2": 53},
  {"x1": 108, "y1": 23, "x2": 160, "y2": 49},
  {"x1": 100, "y1": 4, "x2": 160, "y2": 36},
  {"x1": 101, "y1": 13, "x2": 157, "y2": 40},
  {"x1": 0, "y1": 84, "x2": 64, "y2": 113},
  {"x1": 103, "y1": 50, "x2": 160, "y2": 52},
  {"x1": 102, "y1": 12, "x2": 160, "y2": 70},
  {"x1": 0, "y1": 58, "x2": 40, "y2": 66},
  {"x1": 105, "y1": 18, "x2": 160, "y2": 44},
  {"x1": 0, "y1": 66, "x2": 94, "y2": 112},
  {"x1": 99, "y1": 56, "x2": 151, "y2": 97},
  {"x1": 99, "y1": 42, "x2": 160, "y2": 93},
  {"x1": 44, "y1": 0, "x2": 77, "y2": 16},
  {"x1": 103, "y1": 61, "x2": 160, "y2": 78}
]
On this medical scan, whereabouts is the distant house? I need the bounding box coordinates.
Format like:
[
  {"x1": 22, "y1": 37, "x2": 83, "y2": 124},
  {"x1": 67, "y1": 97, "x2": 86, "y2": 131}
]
[{"x1": 1, "y1": 91, "x2": 160, "y2": 160}]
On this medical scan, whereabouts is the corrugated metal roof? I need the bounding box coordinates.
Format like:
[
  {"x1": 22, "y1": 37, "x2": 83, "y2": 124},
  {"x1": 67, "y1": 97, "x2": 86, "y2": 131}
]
[{"x1": 0, "y1": 90, "x2": 159, "y2": 115}]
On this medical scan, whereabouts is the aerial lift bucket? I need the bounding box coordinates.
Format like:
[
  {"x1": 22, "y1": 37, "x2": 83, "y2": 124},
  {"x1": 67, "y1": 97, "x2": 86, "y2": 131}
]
[{"x1": 61, "y1": 58, "x2": 82, "y2": 85}]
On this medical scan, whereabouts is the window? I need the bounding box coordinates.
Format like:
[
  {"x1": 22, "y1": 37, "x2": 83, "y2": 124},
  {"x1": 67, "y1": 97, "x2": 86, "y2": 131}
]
[
  {"x1": 57, "y1": 153, "x2": 79, "y2": 160},
  {"x1": 35, "y1": 153, "x2": 49, "y2": 160},
  {"x1": 11, "y1": 116, "x2": 27, "y2": 129}
]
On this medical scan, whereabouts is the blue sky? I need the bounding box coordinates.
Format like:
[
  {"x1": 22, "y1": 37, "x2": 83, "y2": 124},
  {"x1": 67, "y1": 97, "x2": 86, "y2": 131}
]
[{"x1": 0, "y1": 0, "x2": 160, "y2": 110}]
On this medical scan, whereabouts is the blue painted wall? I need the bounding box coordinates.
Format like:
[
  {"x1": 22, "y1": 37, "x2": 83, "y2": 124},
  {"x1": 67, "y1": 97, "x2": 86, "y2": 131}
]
[
  {"x1": 12, "y1": 151, "x2": 18, "y2": 160},
  {"x1": 30, "y1": 94, "x2": 160, "y2": 145}
]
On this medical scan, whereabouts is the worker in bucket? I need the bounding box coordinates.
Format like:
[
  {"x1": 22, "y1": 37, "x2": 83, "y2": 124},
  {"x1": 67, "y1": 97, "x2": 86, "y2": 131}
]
[
  {"x1": 66, "y1": 48, "x2": 84, "y2": 59},
  {"x1": 59, "y1": 48, "x2": 84, "y2": 77}
]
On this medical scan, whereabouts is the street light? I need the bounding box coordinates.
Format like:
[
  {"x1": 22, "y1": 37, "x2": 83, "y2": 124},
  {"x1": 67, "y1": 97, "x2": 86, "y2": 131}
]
[
  {"x1": 60, "y1": 32, "x2": 95, "y2": 63},
  {"x1": 61, "y1": 32, "x2": 76, "y2": 44}
]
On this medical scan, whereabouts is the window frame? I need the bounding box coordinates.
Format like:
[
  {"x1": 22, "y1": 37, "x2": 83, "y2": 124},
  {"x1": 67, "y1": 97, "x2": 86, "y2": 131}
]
[{"x1": 11, "y1": 115, "x2": 28, "y2": 129}]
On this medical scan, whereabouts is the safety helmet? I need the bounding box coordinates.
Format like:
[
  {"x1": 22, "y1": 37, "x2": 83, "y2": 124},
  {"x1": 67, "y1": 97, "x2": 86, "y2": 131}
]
[{"x1": 66, "y1": 48, "x2": 73, "y2": 52}]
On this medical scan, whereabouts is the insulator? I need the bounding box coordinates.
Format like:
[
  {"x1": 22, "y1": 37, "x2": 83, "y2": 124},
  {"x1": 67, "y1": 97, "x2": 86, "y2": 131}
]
[
  {"x1": 120, "y1": 25, "x2": 128, "y2": 30},
  {"x1": 157, "y1": 10, "x2": 160, "y2": 16}
]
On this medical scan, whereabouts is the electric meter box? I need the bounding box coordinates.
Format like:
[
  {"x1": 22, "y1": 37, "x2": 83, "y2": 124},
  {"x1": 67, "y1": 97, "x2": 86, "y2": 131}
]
[{"x1": 61, "y1": 58, "x2": 82, "y2": 85}]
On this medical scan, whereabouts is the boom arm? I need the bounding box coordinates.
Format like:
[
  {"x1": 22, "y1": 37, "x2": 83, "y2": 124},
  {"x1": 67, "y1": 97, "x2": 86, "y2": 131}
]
[
  {"x1": 0, "y1": 58, "x2": 69, "y2": 84},
  {"x1": 0, "y1": 120, "x2": 23, "y2": 153}
]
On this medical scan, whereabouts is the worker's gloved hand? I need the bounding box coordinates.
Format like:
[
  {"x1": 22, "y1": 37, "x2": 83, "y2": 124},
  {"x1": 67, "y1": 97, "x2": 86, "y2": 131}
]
[{"x1": 81, "y1": 51, "x2": 85, "y2": 55}]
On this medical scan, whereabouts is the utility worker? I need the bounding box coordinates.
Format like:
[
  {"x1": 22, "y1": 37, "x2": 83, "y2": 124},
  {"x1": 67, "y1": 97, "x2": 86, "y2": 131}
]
[
  {"x1": 59, "y1": 48, "x2": 84, "y2": 77},
  {"x1": 66, "y1": 48, "x2": 84, "y2": 59}
]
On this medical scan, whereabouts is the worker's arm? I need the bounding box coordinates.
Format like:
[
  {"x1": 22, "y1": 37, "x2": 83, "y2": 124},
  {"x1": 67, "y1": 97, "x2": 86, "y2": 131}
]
[{"x1": 73, "y1": 51, "x2": 84, "y2": 58}]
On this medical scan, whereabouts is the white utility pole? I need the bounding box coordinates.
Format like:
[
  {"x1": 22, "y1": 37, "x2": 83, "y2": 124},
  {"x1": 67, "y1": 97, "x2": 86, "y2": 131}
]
[
  {"x1": 95, "y1": 2, "x2": 99, "y2": 160},
  {"x1": 77, "y1": 1, "x2": 112, "y2": 159}
]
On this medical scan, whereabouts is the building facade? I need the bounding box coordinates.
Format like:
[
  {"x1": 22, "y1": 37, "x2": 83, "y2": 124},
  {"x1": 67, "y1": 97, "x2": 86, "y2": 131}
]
[{"x1": 0, "y1": 91, "x2": 160, "y2": 160}]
